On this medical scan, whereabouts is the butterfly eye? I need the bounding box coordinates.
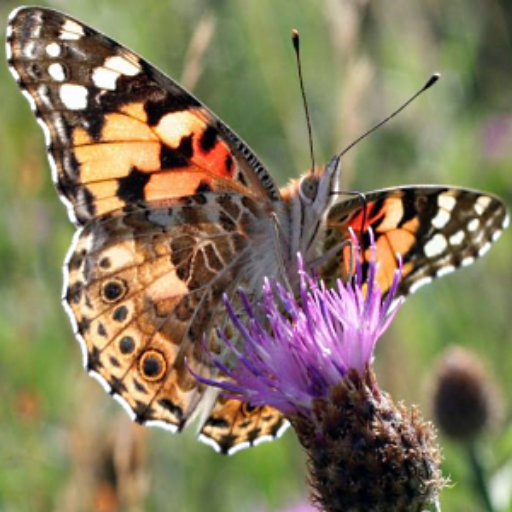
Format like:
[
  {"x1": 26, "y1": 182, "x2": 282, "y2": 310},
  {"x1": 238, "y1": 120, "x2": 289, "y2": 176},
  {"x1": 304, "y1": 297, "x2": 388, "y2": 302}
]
[{"x1": 299, "y1": 176, "x2": 319, "y2": 204}]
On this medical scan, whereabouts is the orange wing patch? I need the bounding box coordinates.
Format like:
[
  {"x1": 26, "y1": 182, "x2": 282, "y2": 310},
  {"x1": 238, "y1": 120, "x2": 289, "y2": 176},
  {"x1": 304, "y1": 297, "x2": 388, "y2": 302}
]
[
  {"x1": 68, "y1": 102, "x2": 250, "y2": 217},
  {"x1": 154, "y1": 110, "x2": 234, "y2": 176},
  {"x1": 336, "y1": 195, "x2": 417, "y2": 294},
  {"x1": 340, "y1": 236, "x2": 409, "y2": 295},
  {"x1": 341, "y1": 197, "x2": 404, "y2": 234}
]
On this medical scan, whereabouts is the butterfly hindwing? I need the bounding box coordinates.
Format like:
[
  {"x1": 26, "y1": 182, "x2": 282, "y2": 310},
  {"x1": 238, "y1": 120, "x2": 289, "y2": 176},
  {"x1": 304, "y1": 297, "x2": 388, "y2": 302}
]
[
  {"x1": 6, "y1": 6, "x2": 280, "y2": 226},
  {"x1": 200, "y1": 397, "x2": 288, "y2": 455},
  {"x1": 324, "y1": 186, "x2": 509, "y2": 296},
  {"x1": 63, "y1": 191, "x2": 277, "y2": 432}
]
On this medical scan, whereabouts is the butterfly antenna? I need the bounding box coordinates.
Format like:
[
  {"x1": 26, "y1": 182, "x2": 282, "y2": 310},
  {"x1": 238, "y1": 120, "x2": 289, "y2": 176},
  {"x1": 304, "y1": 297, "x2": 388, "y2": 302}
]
[
  {"x1": 338, "y1": 73, "x2": 440, "y2": 158},
  {"x1": 292, "y1": 29, "x2": 315, "y2": 171}
]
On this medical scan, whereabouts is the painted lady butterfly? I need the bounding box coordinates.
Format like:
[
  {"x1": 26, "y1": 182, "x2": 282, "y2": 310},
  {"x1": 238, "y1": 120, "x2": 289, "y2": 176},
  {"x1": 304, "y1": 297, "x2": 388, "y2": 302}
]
[{"x1": 7, "y1": 7, "x2": 509, "y2": 454}]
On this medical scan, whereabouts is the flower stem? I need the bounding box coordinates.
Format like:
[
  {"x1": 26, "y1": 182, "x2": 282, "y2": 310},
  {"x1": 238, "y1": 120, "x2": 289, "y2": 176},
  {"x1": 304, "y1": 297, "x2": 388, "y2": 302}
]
[{"x1": 467, "y1": 442, "x2": 495, "y2": 512}]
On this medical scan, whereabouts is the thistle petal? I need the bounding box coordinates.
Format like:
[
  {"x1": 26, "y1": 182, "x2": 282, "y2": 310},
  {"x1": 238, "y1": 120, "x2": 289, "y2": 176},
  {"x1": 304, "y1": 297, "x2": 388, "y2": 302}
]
[{"x1": 191, "y1": 230, "x2": 403, "y2": 418}]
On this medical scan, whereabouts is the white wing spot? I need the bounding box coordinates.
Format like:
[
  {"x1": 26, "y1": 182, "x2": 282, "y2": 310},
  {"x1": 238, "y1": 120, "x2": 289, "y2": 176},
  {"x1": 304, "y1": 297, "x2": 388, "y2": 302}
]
[
  {"x1": 112, "y1": 393, "x2": 137, "y2": 421},
  {"x1": 36, "y1": 117, "x2": 51, "y2": 146},
  {"x1": 48, "y1": 153, "x2": 59, "y2": 185},
  {"x1": 432, "y1": 209, "x2": 451, "y2": 229},
  {"x1": 438, "y1": 193, "x2": 457, "y2": 211},
  {"x1": 424, "y1": 233, "x2": 448, "y2": 258},
  {"x1": 46, "y1": 42, "x2": 61, "y2": 57},
  {"x1": 60, "y1": 32, "x2": 81, "y2": 41},
  {"x1": 104, "y1": 55, "x2": 140, "y2": 76},
  {"x1": 449, "y1": 230, "x2": 465, "y2": 246},
  {"x1": 5, "y1": 40, "x2": 13, "y2": 61},
  {"x1": 474, "y1": 195, "x2": 492, "y2": 216},
  {"x1": 503, "y1": 214, "x2": 510, "y2": 229},
  {"x1": 90, "y1": 370, "x2": 112, "y2": 394},
  {"x1": 24, "y1": 41, "x2": 36, "y2": 58},
  {"x1": 60, "y1": 84, "x2": 88, "y2": 110},
  {"x1": 227, "y1": 442, "x2": 251, "y2": 456},
  {"x1": 436, "y1": 265, "x2": 456, "y2": 278},
  {"x1": 253, "y1": 435, "x2": 274, "y2": 447},
  {"x1": 49, "y1": 63, "x2": 66, "y2": 82},
  {"x1": 92, "y1": 67, "x2": 120, "y2": 91},
  {"x1": 8, "y1": 64, "x2": 20, "y2": 82},
  {"x1": 461, "y1": 256, "x2": 475, "y2": 267},
  {"x1": 409, "y1": 276, "x2": 433, "y2": 294},
  {"x1": 478, "y1": 242, "x2": 491, "y2": 257},
  {"x1": 7, "y1": 6, "x2": 23, "y2": 24},
  {"x1": 492, "y1": 230, "x2": 502, "y2": 242},
  {"x1": 145, "y1": 419, "x2": 179, "y2": 433},
  {"x1": 467, "y1": 218, "x2": 480, "y2": 232},
  {"x1": 197, "y1": 434, "x2": 221, "y2": 453},
  {"x1": 21, "y1": 89, "x2": 37, "y2": 112},
  {"x1": 60, "y1": 19, "x2": 85, "y2": 40},
  {"x1": 276, "y1": 421, "x2": 290, "y2": 439}
]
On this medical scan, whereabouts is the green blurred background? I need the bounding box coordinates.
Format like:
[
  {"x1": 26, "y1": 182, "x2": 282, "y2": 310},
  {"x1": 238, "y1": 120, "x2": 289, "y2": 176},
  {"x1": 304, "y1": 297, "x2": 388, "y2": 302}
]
[{"x1": 0, "y1": 0, "x2": 511, "y2": 511}]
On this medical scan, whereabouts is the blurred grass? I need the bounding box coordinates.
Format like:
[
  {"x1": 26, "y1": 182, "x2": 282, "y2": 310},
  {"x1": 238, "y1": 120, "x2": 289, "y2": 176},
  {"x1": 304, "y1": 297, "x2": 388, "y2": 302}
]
[{"x1": 0, "y1": 0, "x2": 511, "y2": 511}]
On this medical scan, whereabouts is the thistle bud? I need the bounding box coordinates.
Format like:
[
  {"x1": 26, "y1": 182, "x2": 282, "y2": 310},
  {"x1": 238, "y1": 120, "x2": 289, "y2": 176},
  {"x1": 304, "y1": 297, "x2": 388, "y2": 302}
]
[{"x1": 432, "y1": 346, "x2": 500, "y2": 441}]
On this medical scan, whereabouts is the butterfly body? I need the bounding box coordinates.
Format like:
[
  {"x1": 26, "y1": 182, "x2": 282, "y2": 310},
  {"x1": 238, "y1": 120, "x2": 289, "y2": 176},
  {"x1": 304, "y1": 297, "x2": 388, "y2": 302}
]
[{"x1": 7, "y1": 6, "x2": 508, "y2": 454}]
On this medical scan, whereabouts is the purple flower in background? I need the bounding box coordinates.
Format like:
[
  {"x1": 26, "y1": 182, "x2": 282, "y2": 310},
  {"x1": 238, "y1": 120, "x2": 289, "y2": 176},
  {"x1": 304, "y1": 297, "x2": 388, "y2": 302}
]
[
  {"x1": 254, "y1": 500, "x2": 317, "y2": 512},
  {"x1": 278, "y1": 503, "x2": 317, "y2": 512},
  {"x1": 482, "y1": 115, "x2": 512, "y2": 161},
  {"x1": 194, "y1": 232, "x2": 445, "y2": 512}
]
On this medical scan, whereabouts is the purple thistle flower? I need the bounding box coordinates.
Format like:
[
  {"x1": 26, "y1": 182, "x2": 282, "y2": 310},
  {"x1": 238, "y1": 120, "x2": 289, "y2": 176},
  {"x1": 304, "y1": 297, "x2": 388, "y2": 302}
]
[
  {"x1": 194, "y1": 232, "x2": 403, "y2": 418},
  {"x1": 192, "y1": 231, "x2": 445, "y2": 512}
]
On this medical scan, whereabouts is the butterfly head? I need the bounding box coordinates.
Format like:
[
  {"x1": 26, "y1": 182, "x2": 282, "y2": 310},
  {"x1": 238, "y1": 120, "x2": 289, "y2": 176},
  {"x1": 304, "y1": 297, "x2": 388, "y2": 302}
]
[
  {"x1": 298, "y1": 155, "x2": 341, "y2": 213},
  {"x1": 288, "y1": 155, "x2": 341, "y2": 259}
]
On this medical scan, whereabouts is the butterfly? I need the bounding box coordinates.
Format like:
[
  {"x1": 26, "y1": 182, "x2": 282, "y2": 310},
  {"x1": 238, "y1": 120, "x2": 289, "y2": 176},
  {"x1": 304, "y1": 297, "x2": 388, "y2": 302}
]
[{"x1": 7, "y1": 6, "x2": 509, "y2": 455}]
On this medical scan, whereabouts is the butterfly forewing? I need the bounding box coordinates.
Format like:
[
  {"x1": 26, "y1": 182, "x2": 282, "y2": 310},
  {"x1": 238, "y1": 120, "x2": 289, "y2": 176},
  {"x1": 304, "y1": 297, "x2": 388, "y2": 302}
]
[
  {"x1": 6, "y1": 7, "x2": 280, "y2": 226},
  {"x1": 323, "y1": 187, "x2": 509, "y2": 296}
]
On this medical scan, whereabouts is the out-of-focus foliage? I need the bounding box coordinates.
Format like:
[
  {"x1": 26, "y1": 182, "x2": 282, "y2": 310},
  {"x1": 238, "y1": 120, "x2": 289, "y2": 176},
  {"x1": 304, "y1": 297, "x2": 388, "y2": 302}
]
[{"x1": 0, "y1": 1, "x2": 510, "y2": 511}]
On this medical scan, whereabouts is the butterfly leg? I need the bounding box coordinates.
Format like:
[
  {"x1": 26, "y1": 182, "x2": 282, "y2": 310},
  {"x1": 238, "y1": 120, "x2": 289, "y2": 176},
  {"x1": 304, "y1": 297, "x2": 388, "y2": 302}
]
[
  {"x1": 309, "y1": 238, "x2": 355, "y2": 280},
  {"x1": 269, "y1": 211, "x2": 294, "y2": 293}
]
